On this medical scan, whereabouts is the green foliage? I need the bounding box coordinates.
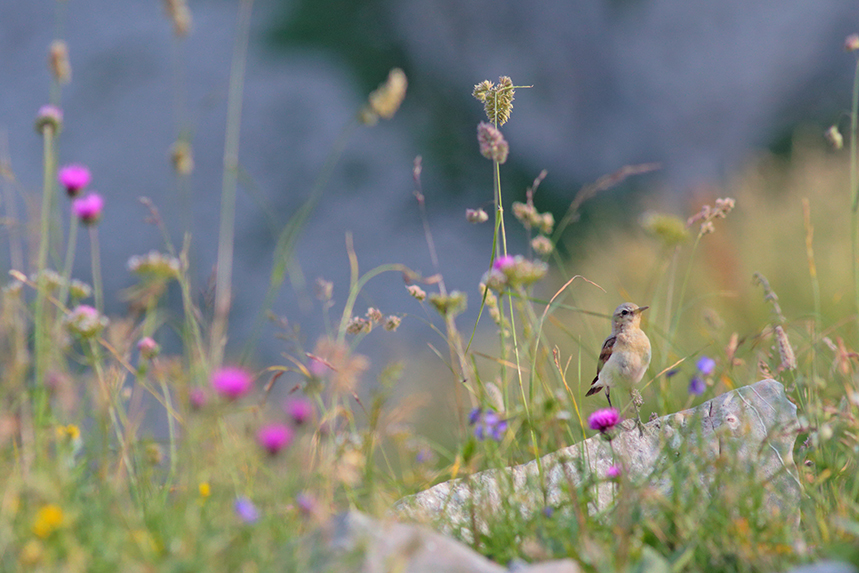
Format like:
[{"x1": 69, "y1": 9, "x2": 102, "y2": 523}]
[{"x1": 4, "y1": 6, "x2": 859, "y2": 571}]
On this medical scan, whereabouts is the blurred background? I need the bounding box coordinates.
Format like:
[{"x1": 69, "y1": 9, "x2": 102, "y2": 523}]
[{"x1": 1, "y1": 0, "x2": 859, "y2": 430}]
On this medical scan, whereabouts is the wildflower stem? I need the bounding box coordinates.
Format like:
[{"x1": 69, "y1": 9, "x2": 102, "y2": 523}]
[
  {"x1": 58, "y1": 215, "x2": 79, "y2": 306},
  {"x1": 89, "y1": 227, "x2": 104, "y2": 312},
  {"x1": 210, "y1": 0, "x2": 253, "y2": 369},
  {"x1": 34, "y1": 126, "x2": 57, "y2": 423},
  {"x1": 849, "y1": 55, "x2": 859, "y2": 323},
  {"x1": 668, "y1": 233, "x2": 702, "y2": 356}
]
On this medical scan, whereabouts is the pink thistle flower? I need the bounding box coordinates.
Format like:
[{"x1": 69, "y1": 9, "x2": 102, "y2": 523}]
[
  {"x1": 284, "y1": 397, "x2": 313, "y2": 425},
  {"x1": 188, "y1": 387, "x2": 207, "y2": 409},
  {"x1": 35, "y1": 104, "x2": 63, "y2": 133},
  {"x1": 137, "y1": 337, "x2": 159, "y2": 359},
  {"x1": 588, "y1": 408, "x2": 620, "y2": 433},
  {"x1": 257, "y1": 423, "x2": 294, "y2": 455},
  {"x1": 72, "y1": 192, "x2": 104, "y2": 225},
  {"x1": 58, "y1": 164, "x2": 91, "y2": 197},
  {"x1": 605, "y1": 465, "x2": 622, "y2": 479},
  {"x1": 493, "y1": 255, "x2": 516, "y2": 271},
  {"x1": 211, "y1": 366, "x2": 253, "y2": 399}
]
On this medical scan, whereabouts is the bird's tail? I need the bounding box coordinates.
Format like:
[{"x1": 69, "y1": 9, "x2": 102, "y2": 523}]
[{"x1": 585, "y1": 377, "x2": 601, "y2": 397}]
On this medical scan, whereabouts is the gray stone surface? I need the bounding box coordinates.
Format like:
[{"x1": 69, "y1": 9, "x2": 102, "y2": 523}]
[
  {"x1": 395, "y1": 379, "x2": 801, "y2": 538},
  {"x1": 309, "y1": 510, "x2": 582, "y2": 573}
]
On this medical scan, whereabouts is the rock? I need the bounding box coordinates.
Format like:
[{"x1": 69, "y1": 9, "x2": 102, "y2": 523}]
[
  {"x1": 395, "y1": 379, "x2": 800, "y2": 538},
  {"x1": 307, "y1": 510, "x2": 582, "y2": 573}
]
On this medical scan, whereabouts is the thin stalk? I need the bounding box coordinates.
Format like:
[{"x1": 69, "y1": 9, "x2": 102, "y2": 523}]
[
  {"x1": 89, "y1": 226, "x2": 103, "y2": 312},
  {"x1": 210, "y1": 0, "x2": 254, "y2": 369},
  {"x1": 850, "y1": 55, "x2": 859, "y2": 323},
  {"x1": 34, "y1": 126, "x2": 57, "y2": 424},
  {"x1": 58, "y1": 215, "x2": 79, "y2": 305}
]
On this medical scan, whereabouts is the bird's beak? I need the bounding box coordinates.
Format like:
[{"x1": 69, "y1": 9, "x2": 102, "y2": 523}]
[{"x1": 637, "y1": 305, "x2": 649, "y2": 313}]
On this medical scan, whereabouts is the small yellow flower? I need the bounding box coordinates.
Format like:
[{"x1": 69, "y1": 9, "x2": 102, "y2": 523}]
[
  {"x1": 198, "y1": 482, "x2": 211, "y2": 498},
  {"x1": 32, "y1": 504, "x2": 64, "y2": 538},
  {"x1": 55, "y1": 424, "x2": 81, "y2": 441}
]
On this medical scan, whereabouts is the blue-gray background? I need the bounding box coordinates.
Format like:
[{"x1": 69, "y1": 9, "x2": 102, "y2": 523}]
[{"x1": 1, "y1": 0, "x2": 857, "y2": 382}]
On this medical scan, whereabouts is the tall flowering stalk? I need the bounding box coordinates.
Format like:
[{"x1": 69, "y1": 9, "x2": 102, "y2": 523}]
[
  {"x1": 471, "y1": 78, "x2": 543, "y2": 459},
  {"x1": 847, "y1": 37, "x2": 859, "y2": 325},
  {"x1": 33, "y1": 105, "x2": 62, "y2": 422},
  {"x1": 210, "y1": 0, "x2": 253, "y2": 371}
]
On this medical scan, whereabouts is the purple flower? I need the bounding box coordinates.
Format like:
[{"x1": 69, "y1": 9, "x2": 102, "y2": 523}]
[
  {"x1": 234, "y1": 497, "x2": 259, "y2": 524},
  {"x1": 605, "y1": 465, "x2": 622, "y2": 479},
  {"x1": 284, "y1": 397, "x2": 313, "y2": 425},
  {"x1": 257, "y1": 423, "x2": 294, "y2": 455},
  {"x1": 468, "y1": 407, "x2": 482, "y2": 425},
  {"x1": 688, "y1": 376, "x2": 706, "y2": 396},
  {"x1": 696, "y1": 356, "x2": 716, "y2": 376},
  {"x1": 58, "y1": 164, "x2": 91, "y2": 197},
  {"x1": 493, "y1": 255, "x2": 516, "y2": 271},
  {"x1": 211, "y1": 366, "x2": 253, "y2": 399},
  {"x1": 189, "y1": 387, "x2": 207, "y2": 409},
  {"x1": 469, "y1": 408, "x2": 508, "y2": 442},
  {"x1": 588, "y1": 408, "x2": 620, "y2": 433},
  {"x1": 72, "y1": 192, "x2": 104, "y2": 225}
]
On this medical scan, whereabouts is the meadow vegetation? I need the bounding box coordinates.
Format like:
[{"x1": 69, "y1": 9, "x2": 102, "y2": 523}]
[{"x1": 2, "y1": 6, "x2": 859, "y2": 572}]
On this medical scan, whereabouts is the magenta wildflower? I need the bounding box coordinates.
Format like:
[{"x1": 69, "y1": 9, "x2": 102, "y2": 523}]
[
  {"x1": 493, "y1": 255, "x2": 516, "y2": 271},
  {"x1": 137, "y1": 337, "x2": 159, "y2": 359},
  {"x1": 72, "y1": 192, "x2": 104, "y2": 225},
  {"x1": 284, "y1": 397, "x2": 313, "y2": 425},
  {"x1": 605, "y1": 465, "x2": 622, "y2": 479},
  {"x1": 211, "y1": 366, "x2": 253, "y2": 399},
  {"x1": 234, "y1": 497, "x2": 259, "y2": 524},
  {"x1": 588, "y1": 408, "x2": 620, "y2": 433},
  {"x1": 257, "y1": 423, "x2": 294, "y2": 455},
  {"x1": 58, "y1": 164, "x2": 91, "y2": 197},
  {"x1": 188, "y1": 387, "x2": 207, "y2": 409}
]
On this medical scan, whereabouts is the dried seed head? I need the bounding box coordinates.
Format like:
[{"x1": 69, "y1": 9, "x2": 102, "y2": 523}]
[
  {"x1": 164, "y1": 0, "x2": 192, "y2": 37},
  {"x1": 466, "y1": 208, "x2": 489, "y2": 224},
  {"x1": 775, "y1": 326, "x2": 797, "y2": 371},
  {"x1": 48, "y1": 40, "x2": 71, "y2": 84},
  {"x1": 428, "y1": 290, "x2": 467, "y2": 318},
  {"x1": 361, "y1": 68, "x2": 408, "y2": 124},
  {"x1": 346, "y1": 317, "x2": 372, "y2": 335},
  {"x1": 406, "y1": 284, "x2": 426, "y2": 301},
  {"x1": 477, "y1": 122, "x2": 509, "y2": 164},
  {"x1": 170, "y1": 140, "x2": 194, "y2": 175},
  {"x1": 69, "y1": 279, "x2": 92, "y2": 301},
  {"x1": 473, "y1": 76, "x2": 515, "y2": 126},
  {"x1": 531, "y1": 235, "x2": 554, "y2": 256},
  {"x1": 383, "y1": 315, "x2": 401, "y2": 331},
  {"x1": 314, "y1": 278, "x2": 333, "y2": 302},
  {"x1": 127, "y1": 251, "x2": 181, "y2": 280},
  {"x1": 365, "y1": 307, "x2": 383, "y2": 323},
  {"x1": 825, "y1": 125, "x2": 844, "y2": 150},
  {"x1": 641, "y1": 212, "x2": 689, "y2": 247}
]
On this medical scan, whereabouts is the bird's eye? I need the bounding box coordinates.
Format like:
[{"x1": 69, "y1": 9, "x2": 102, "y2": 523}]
[{"x1": 621, "y1": 310, "x2": 629, "y2": 316}]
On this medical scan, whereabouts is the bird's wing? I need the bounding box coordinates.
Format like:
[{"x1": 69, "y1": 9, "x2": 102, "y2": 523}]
[{"x1": 586, "y1": 335, "x2": 616, "y2": 395}]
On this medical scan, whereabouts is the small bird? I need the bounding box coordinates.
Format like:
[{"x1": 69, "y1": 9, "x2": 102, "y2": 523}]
[{"x1": 586, "y1": 303, "x2": 651, "y2": 431}]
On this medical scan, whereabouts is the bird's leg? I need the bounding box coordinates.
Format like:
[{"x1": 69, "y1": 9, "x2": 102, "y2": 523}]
[
  {"x1": 605, "y1": 387, "x2": 612, "y2": 409},
  {"x1": 631, "y1": 389, "x2": 644, "y2": 436}
]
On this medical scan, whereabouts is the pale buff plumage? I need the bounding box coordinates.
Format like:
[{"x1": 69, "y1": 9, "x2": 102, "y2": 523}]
[{"x1": 586, "y1": 303, "x2": 651, "y2": 428}]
